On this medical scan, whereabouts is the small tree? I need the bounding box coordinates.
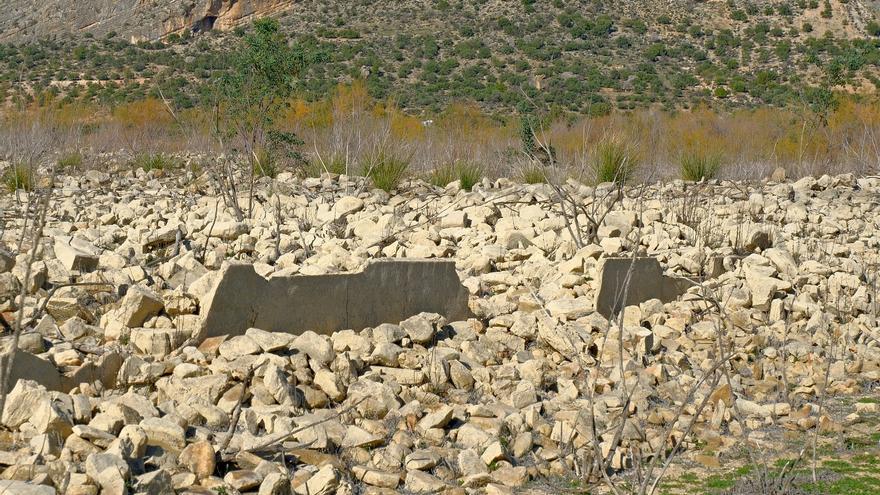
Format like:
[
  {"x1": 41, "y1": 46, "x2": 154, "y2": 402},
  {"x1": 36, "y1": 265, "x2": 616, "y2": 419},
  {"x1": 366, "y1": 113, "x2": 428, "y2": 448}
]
[{"x1": 214, "y1": 18, "x2": 305, "y2": 219}]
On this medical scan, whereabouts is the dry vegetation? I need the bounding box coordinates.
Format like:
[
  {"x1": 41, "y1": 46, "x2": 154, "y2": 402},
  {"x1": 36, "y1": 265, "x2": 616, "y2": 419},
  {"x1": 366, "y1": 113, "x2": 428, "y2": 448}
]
[{"x1": 2, "y1": 82, "x2": 880, "y2": 187}]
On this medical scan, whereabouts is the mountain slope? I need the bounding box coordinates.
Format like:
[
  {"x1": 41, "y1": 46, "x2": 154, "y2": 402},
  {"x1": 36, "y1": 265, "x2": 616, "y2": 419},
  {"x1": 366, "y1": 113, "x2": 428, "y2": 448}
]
[
  {"x1": 1, "y1": 0, "x2": 879, "y2": 113},
  {"x1": 0, "y1": 0, "x2": 294, "y2": 42}
]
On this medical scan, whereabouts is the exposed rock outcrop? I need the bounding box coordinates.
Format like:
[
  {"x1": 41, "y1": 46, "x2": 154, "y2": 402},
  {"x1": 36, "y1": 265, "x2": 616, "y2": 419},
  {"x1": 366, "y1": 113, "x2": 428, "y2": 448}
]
[{"x1": 0, "y1": 0, "x2": 294, "y2": 42}]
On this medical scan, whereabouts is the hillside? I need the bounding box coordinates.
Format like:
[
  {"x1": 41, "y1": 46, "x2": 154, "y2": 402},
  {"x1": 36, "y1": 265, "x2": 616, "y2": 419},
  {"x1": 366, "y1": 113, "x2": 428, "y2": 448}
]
[{"x1": 1, "y1": 0, "x2": 880, "y2": 113}]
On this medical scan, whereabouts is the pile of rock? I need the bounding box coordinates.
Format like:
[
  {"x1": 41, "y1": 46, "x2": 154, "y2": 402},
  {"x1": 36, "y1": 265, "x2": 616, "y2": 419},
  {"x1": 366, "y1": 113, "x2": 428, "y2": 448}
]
[{"x1": 0, "y1": 169, "x2": 877, "y2": 494}]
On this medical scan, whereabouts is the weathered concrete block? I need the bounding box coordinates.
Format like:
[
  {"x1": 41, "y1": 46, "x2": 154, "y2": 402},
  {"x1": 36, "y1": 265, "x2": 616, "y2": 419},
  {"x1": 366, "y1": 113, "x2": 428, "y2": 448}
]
[
  {"x1": 198, "y1": 259, "x2": 472, "y2": 340},
  {"x1": 594, "y1": 257, "x2": 690, "y2": 318}
]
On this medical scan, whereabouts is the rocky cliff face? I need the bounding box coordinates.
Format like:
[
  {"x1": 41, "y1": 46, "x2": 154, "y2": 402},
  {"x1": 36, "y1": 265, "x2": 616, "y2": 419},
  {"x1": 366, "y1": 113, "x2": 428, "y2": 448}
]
[
  {"x1": 161, "y1": 0, "x2": 294, "y2": 38},
  {"x1": 0, "y1": 0, "x2": 294, "y2": 42}
]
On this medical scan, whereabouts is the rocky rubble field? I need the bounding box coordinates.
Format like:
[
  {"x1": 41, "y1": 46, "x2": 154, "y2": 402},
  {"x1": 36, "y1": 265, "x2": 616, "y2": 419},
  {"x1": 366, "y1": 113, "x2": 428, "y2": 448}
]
[{"x1": 0, "y1": 169, "x2": 879, "y2": 495}]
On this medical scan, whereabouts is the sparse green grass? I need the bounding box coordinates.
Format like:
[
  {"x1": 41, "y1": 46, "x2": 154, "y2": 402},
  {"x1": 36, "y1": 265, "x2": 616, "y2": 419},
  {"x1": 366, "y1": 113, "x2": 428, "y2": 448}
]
[
  {"x1": 131, "y1": 152, "x2": 177, "y2": 172},
  {"x1": 679, "y1": 150, "x2": 722, "y2": 181},
  {"x1": 678, "y1": 472, "x2": 698, "y2": 484},
  {"x1": 852, "y1": 454, "x2": 879, "y2": 466},
  {"x1": 520, "y1": 164, "x2": 547, "y2": 184},
  {"x1": 824, "y1": 459, "x2": 861, "y2": 474},
  {"x1": 428, "y1": 161, "x2": 483, "y2": 191},
  {"x1": 704, "y1": 473, "x2": 736, "y2": 490},
  {"x1": 362, "y1": 151, "x2": 410, "y2": 192},
  {"x1": 57, "y1": 151, "x2": 83, "y2": 170},
  {"x1": 667, "y1": 449, "x2": 880, "y2": 495},
  {"x1": 2, "y1": 163, "x2": 33, "y2": 192},
  {"x1": 306, "y1": 154, "x2": 348, "y2": 177},
  {"x1": 593, "y1": 139, "x2": 636, "y2": 184},
  {"x1": 803, "y1": 475, "x2": 880, "y2": 495}
]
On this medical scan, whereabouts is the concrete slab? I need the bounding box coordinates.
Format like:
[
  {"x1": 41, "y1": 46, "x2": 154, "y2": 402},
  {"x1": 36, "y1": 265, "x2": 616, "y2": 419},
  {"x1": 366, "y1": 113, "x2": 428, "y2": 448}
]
[
  {"x1": 198, "y1": 259, "x2": 472, "y2": 340},
  {"x1": 594, "y1": 257, "x2": 691, "y2": 318}
]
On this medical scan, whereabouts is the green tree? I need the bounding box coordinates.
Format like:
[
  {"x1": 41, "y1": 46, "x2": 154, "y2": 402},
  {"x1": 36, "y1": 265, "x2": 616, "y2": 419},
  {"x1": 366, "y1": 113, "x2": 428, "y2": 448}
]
[{"x1": 214, "y1": 18, "x2": 306, "y2": 219}]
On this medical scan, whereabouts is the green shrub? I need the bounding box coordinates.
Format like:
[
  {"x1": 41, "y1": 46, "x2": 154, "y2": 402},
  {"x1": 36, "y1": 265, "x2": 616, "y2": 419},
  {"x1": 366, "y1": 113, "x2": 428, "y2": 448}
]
[
  {"x1": 593, "y1": 139, "x2": 636, "y2": 184},
  {"x1": 428, "y1": 162, "x2": 483, "y2": 190},
  {"x1": 520, "y1": 164, "x2": 546, "y2": 184},
  {"x1": 679, "y1": 150, "x2": 723, "y2": 181},
  {"x1": 362, "y1": 151, "x2": 410, "y2": 192},
  {"x1": 132, "y1": 153, "x2": 176, "y2": 172},
  {"x1": 2, "y1": 163, "x2": 33, "y2": 192},
  {"x1": 57, "y1": 151, "x2": 83, "y2": 170}
]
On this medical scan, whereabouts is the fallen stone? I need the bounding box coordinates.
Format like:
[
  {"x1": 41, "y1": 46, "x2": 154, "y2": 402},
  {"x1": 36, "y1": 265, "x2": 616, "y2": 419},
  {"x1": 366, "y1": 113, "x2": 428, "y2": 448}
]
[
  {"x1": 179, "y1": 440, "x2": 216, "y2": 480},
  {"x1": 54, "y1": 237, "x2": 100, "y2": 272},
  {"x1": 304, "y1": 464, "x2": 338, "y2": 495},
  {"x1": 140, "y1": 417, "x2": 186, "y2": 452},
  {"x1": 352, "y1": 465, "x2": 400, "y2": 488},
  {"x1": 110, "y1": 285, "x2": 164, "y2": 328},
  {"x1": 0, "y1": 347, "x2": 63, "y2": 393},
  {"x1": 405, "y1": 470, "x2": 448, "y2": 493},
  {"x1": 259, "y1": 472, "x2": 291, "y2": 495},
  {"x1": 225, "y1": 470, "x2": 263, "y2": 491},
  {"x1": 0, "y1": 480, "x2": 55, "y2": 495},
  {"x1": 134, "y1": 469, "x2": 174, "y2": 495},
  {"x1": 85, "y1": 452, "x2": 130, "y2": 495},
  {"x1": 0, "y1": 249, "x2": 13, "y2": 273}
]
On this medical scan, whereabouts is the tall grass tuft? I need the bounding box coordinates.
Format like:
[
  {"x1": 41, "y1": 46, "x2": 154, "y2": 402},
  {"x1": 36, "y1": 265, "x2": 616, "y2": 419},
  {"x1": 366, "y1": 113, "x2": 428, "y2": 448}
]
[
  {"x1": 593, "y1": 139, "x2": 636, "y2": 184},
  {"x1": 520, "y1": 164, "x2": 547, "y2": 184},
  {"x1": 679, "y1": 150, "x2": 722, "y2": 181},
  {"x1": 363, "y1": 151, "x2": 410, "y2": 192},
  {"x1": 2, "y1": 163, "x2": 33, "y2": 192},
  {"x1": 428, "y1": 161, "x2": 483, "y2": 191},
  {"x1": 132, "y1": 153, "x2": 177, "y2": 172}
]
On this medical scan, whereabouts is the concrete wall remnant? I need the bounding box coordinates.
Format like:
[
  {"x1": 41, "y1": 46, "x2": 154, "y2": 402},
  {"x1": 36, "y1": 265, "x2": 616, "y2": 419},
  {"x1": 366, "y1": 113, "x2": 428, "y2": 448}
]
[
  {"x1": 198, "y1": 259, "x2": 472, "y2": 340},
  {"x1": 594, "y1": 257, "x2": 691, "y2": 318}
]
